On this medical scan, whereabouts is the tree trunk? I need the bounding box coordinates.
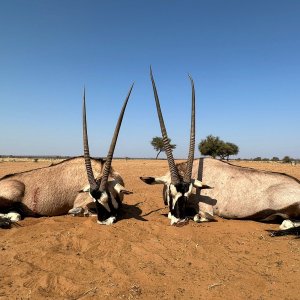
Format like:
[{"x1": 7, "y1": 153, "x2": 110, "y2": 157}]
[{"x1": 156, "y1": 150, "x2": 162, "y2": 159}]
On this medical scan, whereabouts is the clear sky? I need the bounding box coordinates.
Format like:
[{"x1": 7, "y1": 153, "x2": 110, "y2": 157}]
[{"x1": 0, "y1": 0, "x2": 299, "y2": 159}]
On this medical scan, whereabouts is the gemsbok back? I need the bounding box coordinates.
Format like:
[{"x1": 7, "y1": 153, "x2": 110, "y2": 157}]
[
  {"x1": 0, "y1": 84, "x2": 134, "y2": 228},
  {"x1": 141, "y1": 68, "x2": 300, "y2": 233}
]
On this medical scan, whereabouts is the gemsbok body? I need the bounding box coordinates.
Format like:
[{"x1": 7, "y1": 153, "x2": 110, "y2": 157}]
[
  {"x1": 141, "y1": 68, "x2": 300, "y2": 230},
  {"x1": 147, "y1": 158, "x2": 300, "y2": 224},
  {"x1": 0, "y1": 84, "x2": 134, "y2": 228}
]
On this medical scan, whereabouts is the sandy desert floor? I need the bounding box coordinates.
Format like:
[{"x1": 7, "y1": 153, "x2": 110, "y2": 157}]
[{"x1": 0, "y1": 159, "x2": 299, "y2": 300}]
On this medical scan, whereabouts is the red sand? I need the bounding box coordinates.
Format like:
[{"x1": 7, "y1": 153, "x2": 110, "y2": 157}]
[{"x1": 0, "y1": 159, "x2": 299, "y2": 299}]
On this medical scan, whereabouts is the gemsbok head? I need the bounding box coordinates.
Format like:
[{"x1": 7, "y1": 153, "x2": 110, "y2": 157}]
[
  {"x1": 82, "y1": 84, "x2": 134, "y2": 225},
  {"x1": 140, "y1": 68, "x2": 211, "y2": 226}
]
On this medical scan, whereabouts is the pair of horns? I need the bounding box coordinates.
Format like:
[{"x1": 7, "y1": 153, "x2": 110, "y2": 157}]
[
  {"x1": 150, "y1": 67, "x2": 195, "y2": 184},
  {"x1": 83, "y1": 84, "x2": 134, "y2": 194}
]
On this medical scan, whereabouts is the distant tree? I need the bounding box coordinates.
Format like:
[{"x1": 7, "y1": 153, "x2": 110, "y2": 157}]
[
  {"x1": 151, "y1": 136, "x2": 176, "y2": 159},
  {"x1": 199, "y1": 135, "x2": 222, "y2": 158},
  {"x1": 282, "y1": 156, "x2": 292, "y2": 163},
  {"x1": 199, "y1": 135, "x2": 239, "y2": 160},
  {"x1": 271, "y1": 157, "x2": 280, "y2": 161},
  {"x1": 253, "y1": 157, "x2": 262, "y2": 161},
  {"x1": 262, "y1": 158, "x2": 269, "y2": 161},
  {"x1": 218, "y1": 142, "x2": 239, "y2": 161}
]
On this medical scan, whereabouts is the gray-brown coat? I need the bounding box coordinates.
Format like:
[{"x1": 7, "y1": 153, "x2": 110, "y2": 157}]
[{"x1": 0, "y1": 157, "x2": 124, "y2": 217}]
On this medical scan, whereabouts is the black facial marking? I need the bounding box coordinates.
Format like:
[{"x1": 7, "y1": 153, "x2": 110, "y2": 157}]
[
  {"x1": 95, "y1": 199, "x2": 111, "y2": 222},
  {"x1": 93, "y1": 190, "x2": 118, "y2": 222},
  {"x1": 114, "y1": 193, "x2": 122, "y2": 207},
  {"x1": 90, "y1": 189, "x2": 102, "y2": 200},
  {"x1": 170, "y1": 182, "x2": 191, "y2": 220}
]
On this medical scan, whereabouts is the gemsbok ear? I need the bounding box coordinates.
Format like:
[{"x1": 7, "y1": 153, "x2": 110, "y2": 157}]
[
  {"x1": 192, "y1": 179, "x2": 213, "y2": 189},
  {"x1": 140, "y1": 176, "x2": 169, "y2": 185},
  {"x1": 113, "y1": 183, "x2": 133, "y2": 195},
  {"x1": 121, "y1": 189, "x2": 133, "y2": 195},
  {"x1": 78, "y1": 185, "x2": 90, "y2": 193}
]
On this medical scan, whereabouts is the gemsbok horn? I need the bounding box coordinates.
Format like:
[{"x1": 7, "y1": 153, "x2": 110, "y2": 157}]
[
  {"x1": 140, "y1": 68, "x2": 300, "y2": 234},
  {"x1": 140, "y1": 68, "x2": 211, "y2": 226},
  {"x1": 0, "y1": 84, "x2": 134, "y2": 228}
]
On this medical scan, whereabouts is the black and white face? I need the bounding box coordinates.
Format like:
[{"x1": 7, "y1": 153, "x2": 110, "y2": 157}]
[
  {"x1": 165, "y1": 182, "x2": 193, "y2": 226},
  {"x1": 90, "y1": 189, "x2": 121, "y2": 225},
  {"x1": 140, "y1": 175, "x2": 211, "y2": 226}
]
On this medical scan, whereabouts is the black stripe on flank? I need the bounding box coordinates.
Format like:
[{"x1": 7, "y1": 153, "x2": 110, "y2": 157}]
[{"x1": 239, "y1": 203, "x2": 299, "y2": 221}]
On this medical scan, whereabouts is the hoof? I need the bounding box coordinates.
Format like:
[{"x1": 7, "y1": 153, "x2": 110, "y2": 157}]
[
  {"x1": 193, "y1": 212, "x2": 214, "y2": 223},
  {"x1": 68, "y1": 207, "x2": 84, "y2": 216}
]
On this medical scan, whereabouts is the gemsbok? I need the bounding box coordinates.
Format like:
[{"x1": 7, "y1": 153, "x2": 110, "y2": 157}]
[
  {"x1": 140, "y1": 68, "x2": 300, "y2": 233},
  {"x1": 0, "y1": 84, "x2": 134, "y2": 228}
]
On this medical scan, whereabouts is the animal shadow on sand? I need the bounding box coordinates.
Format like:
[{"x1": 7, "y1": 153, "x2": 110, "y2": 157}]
[{"x1": 119, "y1": 202, "x2": 148, "y2": 222}]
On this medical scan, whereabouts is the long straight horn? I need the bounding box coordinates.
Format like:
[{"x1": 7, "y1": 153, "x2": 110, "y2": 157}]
[
  {"x1": 99, "y1": 83, "x2": 134, "y2": 191},
  {"x1": 150, "y1": 67, "x2": 180, "y2": 185},
  {"x1": 82, "y1": 87, "x2": 99, "y2": 193},
  {"x1": 183, "y1": 75, "x2": 195, "y2": 183}
]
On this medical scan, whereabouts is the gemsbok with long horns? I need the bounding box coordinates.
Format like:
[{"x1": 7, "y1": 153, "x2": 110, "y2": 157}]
[
  {"x1": 140, "y1": 68, "x2": 211, "y2": 226},
  {"x1": 141, "y1": 68, "x2": 300, "y2": 231},
  {"x1": 0, "y1": 84, "x2": 134, "y2": 228}
]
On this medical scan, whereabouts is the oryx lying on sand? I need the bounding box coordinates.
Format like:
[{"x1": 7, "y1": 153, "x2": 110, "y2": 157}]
[
  {"x1": 0, "y1": 85, "x2": 133, "y2": 228},
  {"x1": 140, "y1": 68, "x2": 211, "y2": 226},
  {"x1": 141, "y1": 69, "x2": 300, "y2": 231}
]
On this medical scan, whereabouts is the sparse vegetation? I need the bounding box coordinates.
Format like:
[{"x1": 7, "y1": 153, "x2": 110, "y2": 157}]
[
  {"x1": 151, "y1": 136, "x2": 176, "y2": 159},
  {"x1": 272, "y1": 157, "x2": 280, "y2": 161},
  {"x1": 253, "y1": 157, "x2": 262, "y2": 161},
  {"x1": 282, "y1": 156, "x2": 292, "y2": 163},
  {"x1": 198, "y1": 135, "x2": 239, "y2": 160}
]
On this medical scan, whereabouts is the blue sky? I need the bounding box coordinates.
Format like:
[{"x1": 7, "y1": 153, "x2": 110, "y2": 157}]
[{"x1": 0, "y1": 0, "x2": 299, "y2": 159}]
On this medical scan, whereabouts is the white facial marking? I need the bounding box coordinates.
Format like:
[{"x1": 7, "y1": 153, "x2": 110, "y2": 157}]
[
  {"x1": 170, "y1": 215, "x2": 180, "y2": 225},
  {"x1": 99, "y1": 192, "x2": 111, "y2": 212},
  {"x1": 184, "y1": 183, "x2": 193, "y2": 197},
  {"x1": 97, "y1": 216, "x2": 116, "y2": 225},
  {"x1": 169, "y1": 184, "x2": 182, "y2": 209},
  {"x1": 113, "y1": 183, "x2": 123, "y2": 194}
]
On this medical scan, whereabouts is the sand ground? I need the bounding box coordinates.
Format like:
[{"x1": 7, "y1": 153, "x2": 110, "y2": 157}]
[{"x1": 0, "y1": 159, "x2": 299, "y2": 300}]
